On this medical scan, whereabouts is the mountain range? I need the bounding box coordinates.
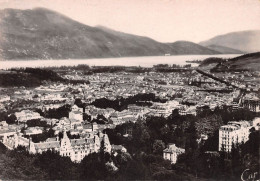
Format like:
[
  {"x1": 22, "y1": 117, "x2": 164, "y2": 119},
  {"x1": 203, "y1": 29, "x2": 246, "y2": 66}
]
[
  {"x1": 0, "y1": 8, "x2": 259, "y2": 60},
  {"x1": 199, "y1": 30, "x2": 260, "y2": 53}
]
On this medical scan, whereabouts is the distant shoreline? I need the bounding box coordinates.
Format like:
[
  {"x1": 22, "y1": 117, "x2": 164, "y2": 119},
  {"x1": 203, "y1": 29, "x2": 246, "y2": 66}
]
[
  {"x1": 0, "y1": 54, "x2": 242, "y2": 69},
  {"x1": 0, "y1": 53, "x2": 235, "y2": 61}
]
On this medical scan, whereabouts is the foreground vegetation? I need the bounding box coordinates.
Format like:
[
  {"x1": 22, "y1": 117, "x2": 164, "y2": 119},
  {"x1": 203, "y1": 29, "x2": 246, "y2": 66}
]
[{"x1": 0, "y1": 106, "x2": 259, "y2": 180}]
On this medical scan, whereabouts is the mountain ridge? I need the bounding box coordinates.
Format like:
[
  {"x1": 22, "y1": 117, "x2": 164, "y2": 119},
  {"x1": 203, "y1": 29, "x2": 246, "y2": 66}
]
[
  {"x1": 0, "y1": 8, "x2": 220, "y2": 60},
  {"x1": 205, "y1": 44, "x2": 245, "y2": 54},
  {"x1": 199, "y1": 30, "x2": 260, "y2": 53}
]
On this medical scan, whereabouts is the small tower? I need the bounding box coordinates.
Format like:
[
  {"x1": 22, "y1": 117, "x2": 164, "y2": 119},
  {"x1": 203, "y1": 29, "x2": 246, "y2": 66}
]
[
  {"x1": 3, "y1": 134, "x2": 7, "y2": 144},
  {"x1": 14, "y1": 133, "x2": 18, "y2": 148},
  {"x1": 29, "y1": 137, "x2": 36, "y2": 154},
  {"x1": 103, "y1": 134, "x2": 111, "y2": 153}
]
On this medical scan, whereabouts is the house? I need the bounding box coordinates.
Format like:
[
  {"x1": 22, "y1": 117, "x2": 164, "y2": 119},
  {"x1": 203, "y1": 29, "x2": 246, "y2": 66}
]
[
  {"x1": 111, "y1": 144, "x2": 127, "y2": 156},
  {"x1": 69, "y1": 111, "x2": 83, "y2": 122},
  {"x1": 163, "y1": 144, "x2": 185, "y2": 164},
  {"x1": 83, "y1": 124, "x2": 93, "y2": 133},
  {"x1": 0, "y1": 121, "x2": 8, "y2": 129},
  {"x1": 252, "y1": 117, "x2": 260, "y2": 130},
  {"x1": 70, "y1": 119, "x2": 83, "y2": 130},
  {"x1": 71, "y1": 105, "x2": 82, "y2": 112}
]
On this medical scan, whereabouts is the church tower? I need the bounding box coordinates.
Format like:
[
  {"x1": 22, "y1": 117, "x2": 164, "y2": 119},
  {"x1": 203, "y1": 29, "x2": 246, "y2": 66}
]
[
  {"x1": 103, "y1": 134, "x2": 111, "y2": 153},
  {"x1": 60, "y1": 129, "x2": 73, "y2": 157}
]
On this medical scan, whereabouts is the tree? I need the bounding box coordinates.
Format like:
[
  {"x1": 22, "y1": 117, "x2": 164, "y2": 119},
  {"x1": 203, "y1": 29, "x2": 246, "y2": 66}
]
[
  {"x1": 34, "y1": 150, "x2": 79, "y2": 180},
  {"x1": 132, "y1": 119, "x2": 151, "y2": 153},
  {"x1": 83, "y1": 113, "x2": 91, "y2": 122},
  {"x1": 92, "y1": 114, "x2": 108, "y2": 124},
  {"x1": 79, "y1": 153, "x2": 108, "y2": 180},
  {"x1": 201, "y1": 130, "x2": 219, "y2": 152},
  {"x1": 45, "y1": 104, "x2": 71, "y2": 119},
  {"x1": 6, "y1": 114, "x2": 17, "y2": 124},
  {"x1": 26, "y1": 119, "x2": 48, "y2": 128},
  {"x1": 0, "y1": 111, "x2": 8, "y2": 121},
  {"x1": 123, "y1": 160, "x2": 147, "y2": 180},
  {"x1": 0, "y1": 147, "x2": 47, "y2": 180},
  {"x1": 74, "y1": 99, "x2": 84, "y2": 108},
  {"x1": 152, "y1": 140, "x2": 165, "y2": 155},
  {"x1": 231, "y1": 143, "x2": 243, "y2": 179},
  {"x1": 185, "y1": 121, "x2": 198, "y2": 151}
]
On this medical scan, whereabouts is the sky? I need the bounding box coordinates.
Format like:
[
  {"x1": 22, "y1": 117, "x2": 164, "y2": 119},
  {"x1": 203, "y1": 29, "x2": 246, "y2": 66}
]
[{"x1": 0, "y1": 0, "x2": 260, "y2": 43}]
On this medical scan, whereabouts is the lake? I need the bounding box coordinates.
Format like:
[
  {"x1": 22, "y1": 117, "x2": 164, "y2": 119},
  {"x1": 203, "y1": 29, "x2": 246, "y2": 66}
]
[{"x1": 0, "y1": 54, "x2": 241, "y2": 69}]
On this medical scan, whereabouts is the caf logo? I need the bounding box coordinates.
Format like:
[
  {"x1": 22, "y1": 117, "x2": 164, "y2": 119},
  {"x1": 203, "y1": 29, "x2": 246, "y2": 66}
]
[{"x1": 241, "y1": 169, "x2": 259, "y2": 181}]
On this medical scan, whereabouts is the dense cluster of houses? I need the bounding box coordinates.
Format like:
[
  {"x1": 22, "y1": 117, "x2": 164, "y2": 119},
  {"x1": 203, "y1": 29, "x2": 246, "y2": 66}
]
[{"x1": 0, "y1": 69, "x2": 259, "y2": 164}]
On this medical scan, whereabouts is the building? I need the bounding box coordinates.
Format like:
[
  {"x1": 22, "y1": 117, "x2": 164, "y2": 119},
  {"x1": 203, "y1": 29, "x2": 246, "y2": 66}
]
[
  {"x1": 163, "y1": 143, "x2": 185, "y2": 164},
  {"x1": 28, "y1": 130, "x2": 111, "y2": 162},
  {"x1": 69, "y1": 111, "x2": 83, "y2": 122},
  {"x1": 0, "y1": 129, "x2": 17, "y2": 149},
  {"x1": 218, "y1": 121, "x2": 251, "y2": 152},
  {"x1": 252, "y1": 117, "x2": 260, "y2": 130},
  {"x1": 111, "y1": 144, "x2": 127, "y2": 156},
  {"x1": 15, "y1": 110, "x2": 41, "y2": 123},
  {"x1": 0, "y1": 95, "x2": 10, "y2": 103},
  {"x1": 24, "y1": 127, "x2": 44, "y2": 136}
]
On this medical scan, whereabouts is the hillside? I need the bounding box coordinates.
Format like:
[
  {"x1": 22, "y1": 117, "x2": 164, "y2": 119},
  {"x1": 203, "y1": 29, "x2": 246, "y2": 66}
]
[
  {"x1": 0, "y1": 68, "x2": 89, "y2": 87},
  {"x1": 200, "y1": 30, "x2": 260, "y2": 53},
  {"x1": 0, "y1": 8, "x2": 219, "y2": 60},
  {"x1": 199, "y1": 57, "x2": 226, "y2": 67},
  {"x1": 167, "y1": 41, "x2": 220, "y2": 55},
  {"x1": 204, "y1": 52, "x2": 260, "y2": 72},
  {"x1": 225, "y1": 52, "x2": 260, "y2": 71},
  {"x1": 205, "y1": 44, "x2": 244, "y2": 54}
]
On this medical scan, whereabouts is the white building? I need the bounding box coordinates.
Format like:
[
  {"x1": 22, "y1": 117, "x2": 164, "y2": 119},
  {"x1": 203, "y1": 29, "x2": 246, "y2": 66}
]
[
  {"x1": 28, "y1": 130, "x2": 111, "y2": 163},
  {"x1": 69, "y1": 111, "x2": 83, "y2": 122},
  {"x1": 15, "y1": 110, "x2": 41, "y2": 123},
  {"x1": 24, "y1": 127, "x2": 44, "y2": 136},
  {"x1": 218, "y1": 121, "x2": 251, "y2": 152},
  {"x1": 252, "y1": 117, "x2": 260, "y2": 130},
  {"x1": 0, "y1": 95, "x2": 10, "y2": 103},
  {"x1": 163, "y1": 143, "x2": 185, "y2": 164}
]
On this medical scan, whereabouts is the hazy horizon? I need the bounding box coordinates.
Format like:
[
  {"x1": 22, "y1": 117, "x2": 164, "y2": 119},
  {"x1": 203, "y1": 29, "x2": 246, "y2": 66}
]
[{"x1": 0, "y1": 0, "x2": 260, "y2": 43}]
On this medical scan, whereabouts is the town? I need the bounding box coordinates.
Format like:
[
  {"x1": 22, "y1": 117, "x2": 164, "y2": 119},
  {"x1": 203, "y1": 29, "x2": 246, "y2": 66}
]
[
  {"x1": 1, "y1": 0, "x2": 260, "y2": 179},
  {"x1": 0, "y1": 60, "x2": 259, "y2": 180}
]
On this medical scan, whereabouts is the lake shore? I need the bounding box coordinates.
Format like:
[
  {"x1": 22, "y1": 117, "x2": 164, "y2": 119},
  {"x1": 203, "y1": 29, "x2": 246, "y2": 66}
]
[{"x1": 0, "y1": 54, "x2": 241, "y2": 69}]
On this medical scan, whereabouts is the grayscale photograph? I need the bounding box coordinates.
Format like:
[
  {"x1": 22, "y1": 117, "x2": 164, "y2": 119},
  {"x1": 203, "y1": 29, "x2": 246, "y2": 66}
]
[{"x1": 0, "y1": 0, "x2": 259, "y2": 180}]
